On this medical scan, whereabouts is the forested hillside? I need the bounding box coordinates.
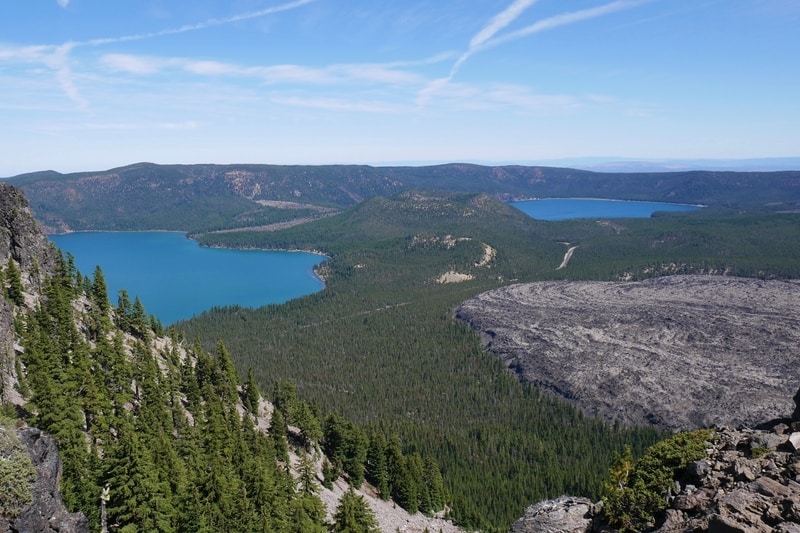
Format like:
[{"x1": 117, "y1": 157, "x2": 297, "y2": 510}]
[
  {"x1": 8, "y1": 162, "x2": 800, "y2": 234},
  {"x1": 182, "y1": 191, "x2": 800, "y2": 530},
  {"x1": 0, "y1": 183, "x2": 454, "y2": 533},
  {"x1": 8, "y1": 167, "x2": 800, "y2": 531}
]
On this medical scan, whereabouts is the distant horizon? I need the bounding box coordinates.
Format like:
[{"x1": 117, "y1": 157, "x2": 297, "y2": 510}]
[
  {"x1": 2, "y1": 2, "x2": 798, "y2": 179},
  {"x1": 4, "y1": 156, "x2": 800, "y2": 179}
]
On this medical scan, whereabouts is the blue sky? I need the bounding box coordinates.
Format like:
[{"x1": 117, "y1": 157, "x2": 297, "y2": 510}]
[{"x1": 1, "y1": 0, "x2": 798, "y2": 176}]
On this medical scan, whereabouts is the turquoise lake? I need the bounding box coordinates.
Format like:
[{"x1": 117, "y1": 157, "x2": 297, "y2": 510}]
[
  {"x1": 49, "y1": 199, "x2": 701, "y2": 325},
  {"x1": 510, "y1": 198, "x2": 701, "y2": 220},
  {"x1": 49, "y1": 232, "x2": 325, "y2": 325}
]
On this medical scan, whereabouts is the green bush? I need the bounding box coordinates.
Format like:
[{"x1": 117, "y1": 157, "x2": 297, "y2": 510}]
[
  {"x1": 602, "y1": 429, "x2": 712, "y2": 532},
  {"x1": 0, "y1": 420, "x2": 36, "y2": 518}
]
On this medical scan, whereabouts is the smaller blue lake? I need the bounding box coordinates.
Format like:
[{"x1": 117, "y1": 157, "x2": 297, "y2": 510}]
[
  {"x1": 510, "y1": 198, "x2": 701, "y2": 220},
  {"x1": 50, "y1": 232, "x2": 325, "y2": 325}
]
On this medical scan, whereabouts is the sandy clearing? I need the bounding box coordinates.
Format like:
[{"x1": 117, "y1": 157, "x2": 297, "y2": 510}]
[
  {"x1": 437, "y1": 271, "x2": 474, "y2": 284},
  {"x1": 556, "y1": 246, "x2": 577, "y2": 270}
]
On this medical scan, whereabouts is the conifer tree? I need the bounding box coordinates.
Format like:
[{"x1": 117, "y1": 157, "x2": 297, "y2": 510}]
[
  {"x1": 4, "y1": 260, "x2": 24, "y2": 306},
  {"x1": 244, "y1": 368, "x2": 261, "y2": 415},
  {"x1": 424, "y1": 456, "x2": 446, "y2": 512},
  {"x1": 115, "y1": 289, "x2": 133, "y2": 332},
  {"x1": 366, "y1": 430, "x2": 390, "y2": 500},
  {"x1": 270, "y1": 408, "x2": 289, "y2": 462},
  {"x1": 104, "y1": 416, "x2": 175, "y2": 532},
  {"x1": 288, "y1": 494, "x2": 327, "y2": 533},
  {"x1": 297, "y1": 450, "x2": 319, "y2": 496},
  {"x1": 408, "y1": 452, "x2": 430, "y2": 514},
  {"x1": 90, "y1": 265, "x2": 109, "y2": 314},
  {"x1": 274, "y1": 380, "x2": 299, "y2": 424},
  {"x1": 296, "y1": 401, "x2": 323, "y2": 448},
  {"x1": 211, "y1": 339, "x2": 239, "y2": 403},
  {"x1": 330, "y1": 488, "x2": 380, "y2": 533}
]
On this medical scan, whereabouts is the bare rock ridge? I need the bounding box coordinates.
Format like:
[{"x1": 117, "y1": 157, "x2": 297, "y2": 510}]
[{"x1": 456, "y1": 275, "x2": 800, "y2": 431}]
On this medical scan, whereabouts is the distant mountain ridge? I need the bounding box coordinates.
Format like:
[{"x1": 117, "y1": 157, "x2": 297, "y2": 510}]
[{"x1": 6, "y1": 162, "x2": 800, "y2": 234}]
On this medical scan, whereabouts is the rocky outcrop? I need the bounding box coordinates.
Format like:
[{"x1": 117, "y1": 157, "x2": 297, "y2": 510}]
[
  {"x1": 456, "y1": 276, "x2": 800, "y2": 430},
  {"x1": 0, "y1": 182, "x2": 57, "y2": 283},
  {"x1": 509, "y1": 496, "x2": 595, "y2": 533},
  {"x1": 658, "y1": 422, "x2": 800, "y2": 533},
  {"x1": 0, "y1": 428, "x2": 88, "y2": 533},
  {"x1": 1, "y1": 182, "x2": 58, "y2": 405},
  {"x1": 511, "y1": 422, "x2": 800, "y2": 533}
]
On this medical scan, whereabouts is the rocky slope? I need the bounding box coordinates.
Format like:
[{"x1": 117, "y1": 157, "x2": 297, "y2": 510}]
[
  {"x1": 456, "y1": 275, "x2": 800, "y2": 430},
  {"x1": 510, "y1": 397, "x2": 800, "y2": 533}
]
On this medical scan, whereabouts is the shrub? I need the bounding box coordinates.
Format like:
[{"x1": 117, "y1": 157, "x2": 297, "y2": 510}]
[
  {"x1": 602, "y1": 429, "x2": 712, "y2": 532},
  {"x1": 0, "y1": 419, "x2": 36, "y2": 518}
]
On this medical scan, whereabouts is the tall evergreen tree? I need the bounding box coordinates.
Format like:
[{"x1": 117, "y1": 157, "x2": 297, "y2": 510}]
[
  {"x1": 244, "y1": 368, "x2": 261, "y2": 415},
  {"x1": 4, "y1": 260, "x2": 24, "y2": 306},
  {"x1": 270, "y1": 408, "x2": 289, "y2": 463},
  {"x1": 90, "y1": 265, "x2": 109, "y2": 314},
  {"x1": 366, "y1": 430, "x2": 390, "y2": 500},
  {"x1": 330, "y1": 488, "x2": 380, "y2": 533},
  {"x1": 103, "y1": 417, "x2": 175, "y2": 532}
]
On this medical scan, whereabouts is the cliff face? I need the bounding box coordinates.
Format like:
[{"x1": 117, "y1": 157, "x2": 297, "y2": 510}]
[
  {"x1": 0, "y1": 182, "x2": 57, "y2": 282},
  {"x1": 1, "y1": 182, "x2": 57, "y2": 407}
]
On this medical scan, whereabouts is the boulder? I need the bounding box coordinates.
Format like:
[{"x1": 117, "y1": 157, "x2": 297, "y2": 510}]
[{"x1": 509, "y1": 496, "x2": 594, "y2": 533}]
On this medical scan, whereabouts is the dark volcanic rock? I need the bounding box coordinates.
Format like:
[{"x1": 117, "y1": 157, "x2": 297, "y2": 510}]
[
  {"x1": 456, "y1": 276, "x2": 800, "y2": 430},
  {"x1": 0, "y1": 428, "x2": 88, "y2": 533}
]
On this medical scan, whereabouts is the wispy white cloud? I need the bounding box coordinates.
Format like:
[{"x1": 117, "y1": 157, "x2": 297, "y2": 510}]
[
  {"x1": 38, "y1": 120, "x2": 201, "y2": 133},
  {"x1": 101, "y1": 53, "x2": 169, "y2": 75},
  {"x1": 271, "y1": 96, "x2": 406, "y2": 114},
  {"x1": 418, "y1": 0, "x2": 646, "y2": 106},
  {"x1": 437, "y1": 0, "x2": 540, "y2": 97},
  {"x1": 1, "y1": 0, "x2": 318, "y2": 110},
  {"x1": 421, "y1": 81, "x2": 582, "y2": 114},
  {"x1": 486, "y1": 84, "x2": 580, "y2": 112},
  {"x1": 50, "y1": 43, "x2": 89, "y2": 110},
  {"x1": 100, "y1": 52, "x2": 434, "y2": 86},
  {"x1": 470, "y1": 0, "x2": 539, "y2": 52},
  {"x1": 419, "y1": 0, "x2": 540, "y2": 105},
  {"x1": 484, "y1": 0, "x2": 648, "y2": 48},
  {"x1": 83, "y1": 0, "x2": 317, "y2": 47}
]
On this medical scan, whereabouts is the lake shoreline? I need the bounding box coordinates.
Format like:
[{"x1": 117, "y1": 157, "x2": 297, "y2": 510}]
[{"x1": 50, "y1": 231, "x2": 327, "y2": 324}]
